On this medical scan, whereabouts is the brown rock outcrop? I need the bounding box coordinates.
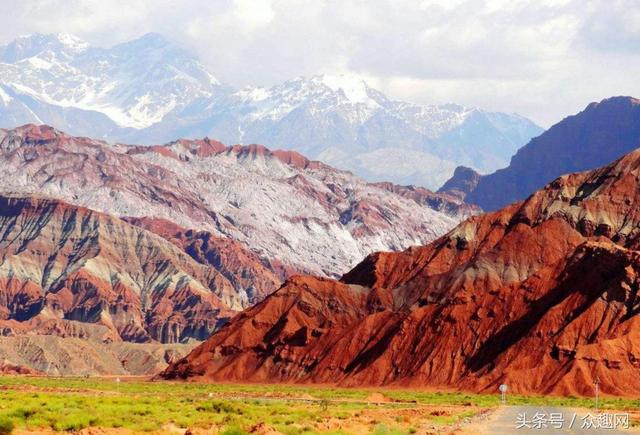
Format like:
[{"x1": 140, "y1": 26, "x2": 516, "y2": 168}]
[
  {"x1": 436, "y1": 166, "x2": 482, "y2": 202},
  {"x1": 163, "y1": 148, "x2": 640, "y2": 396}
]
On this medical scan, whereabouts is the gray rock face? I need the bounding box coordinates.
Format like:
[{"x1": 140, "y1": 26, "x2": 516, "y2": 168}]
[{"x1": 0, "y1": 124, "x2": 469, "y2": 277}]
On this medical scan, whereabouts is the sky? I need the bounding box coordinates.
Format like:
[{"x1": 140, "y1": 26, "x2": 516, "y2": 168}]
[{"x1": 0, "y1": 0, "x2": 639, "y2": 127}]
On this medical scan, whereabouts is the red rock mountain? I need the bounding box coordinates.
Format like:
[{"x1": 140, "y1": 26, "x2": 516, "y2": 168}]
[
  {"x1": 463, "y1": 96, "x2": 640, "y2": 211},
  {"x1": 123, "y1": 217, "x2": 289, "y2": 305},
  {"x1": 0, "y1": 195, "x2": 283, "y2": 343},
  {"x1": 163, "y1": 148, "x2": 640, "y2": 396}
]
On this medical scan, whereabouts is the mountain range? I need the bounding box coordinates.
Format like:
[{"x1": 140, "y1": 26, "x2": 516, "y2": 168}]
[
  {"x1": 0, "y1": 32, "x2": 543, "y2": 189},
  {"x1": 0, "y1": 97, "x2": 637, "y2": 388},
  {"x1": 0, "y1": 124, "x2": 471, "y2": 279},
  {"x1": 0, "y1": 123, "x2": 475, "y2": 371},
  {"x1": 447, "y1": 96, "x2": 640, "y2": 210},
  {"x1": 163, "y1": 133, "x2": 640, "y2": 396},
  {"x1": 1, "y1": 31, "x2": 639, "y2": 396}
]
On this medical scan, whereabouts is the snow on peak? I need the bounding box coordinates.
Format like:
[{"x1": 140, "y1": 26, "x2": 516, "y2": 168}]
[
  {"x1": 0, "y1": 85, "x2": 12, "y2": 104},
  {"x1": 0, "y1": 32, "x2": 88, "y2": 63},
  {"x1": 0, "y1": 32, "x2": 222, "y2": 129},
  {"x1": 313, "y1": 74, "x2": 379, "y2": 107},
  {"x1": 236, "y1": 86, "x2": 271, "y2": 103},
  {"x1": 53, "y1": 33, "x2": 89, "y2": 52}
]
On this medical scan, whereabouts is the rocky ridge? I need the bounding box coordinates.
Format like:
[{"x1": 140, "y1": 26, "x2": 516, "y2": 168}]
[
  {"x1": 163, "y1": 148, "x2": 640, "y2": 396},
  {"x1": 464, "y1": 96, "x2": 640, "y2": 211},
  {"x1": 0, "y1": 124, "x2": 470, "y2": 277}
]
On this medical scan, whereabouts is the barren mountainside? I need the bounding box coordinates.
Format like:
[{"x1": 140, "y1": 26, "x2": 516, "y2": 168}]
[
  {"x1": 465, "y1": 96, "x2": 640, "y2": 210},
  {"x1": 0, "y1": 334, "x2": 196, "y2": 376},
  {"x1": 0, "y1": 124, "x2": 472, "y2": 277},
  {"x1": 0, "y1": 194, "x2": 286, "y2": 344},
  {"x1": 163, "y1": 148, "x2": 640, "y2": 396}
]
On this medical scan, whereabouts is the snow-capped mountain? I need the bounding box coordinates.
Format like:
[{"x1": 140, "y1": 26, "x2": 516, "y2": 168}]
[
  {"x1": 0, "y1": 33, "x2": 543, "y2": 189},
  {"x1": 0, "y1": 33, "x2": 220, "y2": 130}
]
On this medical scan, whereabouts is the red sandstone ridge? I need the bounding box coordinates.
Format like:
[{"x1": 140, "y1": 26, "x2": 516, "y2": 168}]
[
  {"x1": 123, "y1": 217, "x2": 290, "y2": 303},
  {"x1": 127, "y1": 138, "x2": 321, "y2": 170},
  {"x1": 0, "y1": 194, "x2": 284, "y2": 344},
  {"x1": 163, "y1": 148, "x2": 640, "y2": 396}
]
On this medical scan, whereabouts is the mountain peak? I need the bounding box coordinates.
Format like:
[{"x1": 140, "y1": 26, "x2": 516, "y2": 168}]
[
  {"x1": 314, "y1": 74, "x2": 371, "y2": 102},
  {"x1": 121, "y1": 32, "x2": 172, "y2": 49},
  {"x1": 309, "y1": 74, "x2": 381, "y2": 107},
  {"x1": 0, "y1": 32, "x2": 88, "y2": 62},
  {"x1": 51, "y1": 32, "x2": 89, "y2": 51},
  {"x1": 465, "y1": 95, "x2": 640, "y2": 211},
  {"x1": 585, "y1": 95, "x2": 640, "y2": 111}
]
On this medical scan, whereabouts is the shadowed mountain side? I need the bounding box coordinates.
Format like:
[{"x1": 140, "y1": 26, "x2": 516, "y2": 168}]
[{"x1": 464, "y1": 96, "x2": 640, "y2": 211}]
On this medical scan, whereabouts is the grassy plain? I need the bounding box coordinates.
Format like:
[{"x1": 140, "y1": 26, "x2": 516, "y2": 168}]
[{"x1": 0, "y1": 376, "x2": 637, "y2": 434}]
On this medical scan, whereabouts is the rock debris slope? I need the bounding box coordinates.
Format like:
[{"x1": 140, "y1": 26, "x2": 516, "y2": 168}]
[
  {"x1": 163, "y1": 148, "x2": 640, "y2": 396},
  {"x1": 0, "y1": 124, "x2": 472, "y2": 277},
  {"x1": 0, "y1": 335, "x2": 195, "y2": 376}
]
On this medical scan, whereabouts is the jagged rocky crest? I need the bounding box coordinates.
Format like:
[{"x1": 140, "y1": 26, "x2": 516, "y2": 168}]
[
  {"x1": 163, "y1": 148, "x2": 640, "y2": 396},
  {"x1": 0, "y1": 124, "x2": 472, "y2": 277}
]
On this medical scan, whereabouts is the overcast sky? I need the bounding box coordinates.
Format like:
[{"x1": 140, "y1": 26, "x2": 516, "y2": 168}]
[{"x1": 1, "y1": 0, "x2": 638, "y2": 127}]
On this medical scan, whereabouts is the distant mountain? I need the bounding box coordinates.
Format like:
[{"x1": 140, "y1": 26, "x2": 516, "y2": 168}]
[
  {"x1": 0, "y1": 33, "x2": 543, "y2": 189},
  {"x1": 0, "y1": 124, "x2": 472, "y2": 278},
  {"x1": 436, "y1": 166, "x2": 481, "y2": 201},
  {"x1": 464, "y1": 96, "x2": 640, "y2": 210},
  {"x1": 163, "y1": 147, "x2": 640, "y2": 396},
  {"x1": 0, "y1": 32, "x2": 220, "y2": 130}
]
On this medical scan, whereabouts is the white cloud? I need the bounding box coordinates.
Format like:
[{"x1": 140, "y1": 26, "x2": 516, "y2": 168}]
[{"x1": 0, "y1": 0, "x2": 638, "y2": 126}]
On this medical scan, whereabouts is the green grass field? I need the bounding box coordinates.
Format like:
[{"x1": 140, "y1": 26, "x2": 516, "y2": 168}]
[{"x1": 0, "y1": 376, "x2": 637, "y2": 434}]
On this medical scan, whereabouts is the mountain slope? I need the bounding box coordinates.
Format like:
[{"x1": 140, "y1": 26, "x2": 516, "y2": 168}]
[
  {"x1": 465, "y1": 96, "x2": 640, "y2": 211},
  {"x1": 163, "y1": 148, "x2": 640, "y2": 396},
  {"x1": 0, "y1": 194, "x2": 248, "y2": 343},
  {"x1": 0, "y1": 124, "x2": 471, "y2": 276},
  {"x1": 0, "y1": 33, "x2": 542, "y2": 189},
  {"x1": 123, "y1": 217, "x2": 289, "y2": 304}
]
